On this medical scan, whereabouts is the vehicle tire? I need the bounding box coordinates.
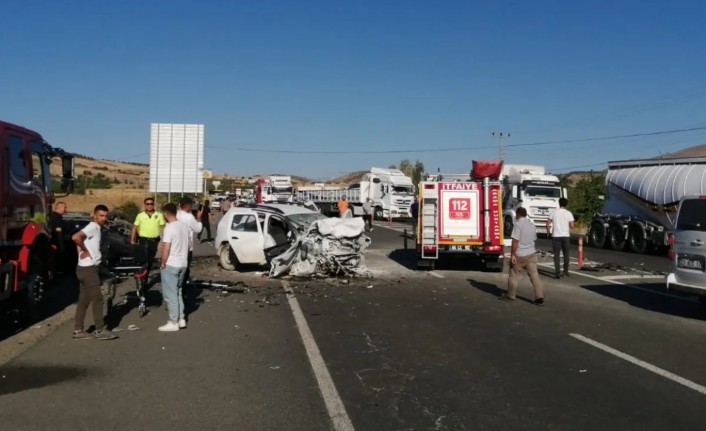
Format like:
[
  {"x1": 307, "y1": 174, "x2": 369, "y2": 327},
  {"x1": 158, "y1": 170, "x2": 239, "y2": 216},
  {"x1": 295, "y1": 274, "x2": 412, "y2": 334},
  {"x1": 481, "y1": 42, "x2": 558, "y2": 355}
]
[
  {"x1": 627, "y1": 224, "x2": 647, "y2": 254},
  {"x1": 607, "y1": 224, "x2": 626, "y2": 251},
  {"x1": 504, "y1": 216, "x2": 514, "y2": 238},
  {"x1": 219, "y1": 245, "x2": 237, "y2": 271},
  {"x1": 588, "y1": 221, "x2": 607, "y2": 249},
  {"x1": 374, "y1": 207, "x2": 384, "y2": 221},
  {"x1": 20, "y1": 255, "x2": 48, "y2": 324}
]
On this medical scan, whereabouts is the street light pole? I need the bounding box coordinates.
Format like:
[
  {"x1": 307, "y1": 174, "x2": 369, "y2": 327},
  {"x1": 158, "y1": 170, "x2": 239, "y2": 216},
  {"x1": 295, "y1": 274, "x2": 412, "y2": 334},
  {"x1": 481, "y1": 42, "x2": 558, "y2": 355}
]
[{"x1": 492, "y1": 132, "x2": 510, "y2": 160}]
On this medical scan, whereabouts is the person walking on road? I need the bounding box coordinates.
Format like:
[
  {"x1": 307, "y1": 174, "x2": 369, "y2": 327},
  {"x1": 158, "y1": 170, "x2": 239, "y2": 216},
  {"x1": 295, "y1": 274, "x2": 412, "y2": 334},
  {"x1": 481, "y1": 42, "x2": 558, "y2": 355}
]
[
  {"x1": 177, "y1": 197, "x2": 203, "y2": 284},
  {"x1": 197, "y1": 200, "x2": 214, "y2": 242},
  {"x1": 499, "y1": 207, "x2": 545, "y2": 306},
  {"x1": 130, "y1": 197, "x2": 166, "y2": 283},
  {"x1": 158, "y1": 203, "x2": 191, "y2": 332},
  {"x1": 546, "y1": 198, "x2": 575, "y2": 279},
  {"x1": 362, "y1": 198, "x2": 374, "y2": 232},
  {"x1": 338, "y1": 195, "x2": 349, "y2": 218},
  {"x1": 71, "y1": 204, "x2": 117, "y2": 340}
]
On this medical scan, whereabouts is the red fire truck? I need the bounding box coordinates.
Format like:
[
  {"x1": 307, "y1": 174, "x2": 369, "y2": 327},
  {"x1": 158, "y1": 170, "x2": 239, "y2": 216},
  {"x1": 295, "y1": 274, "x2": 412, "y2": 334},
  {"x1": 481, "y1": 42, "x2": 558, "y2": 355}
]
[
  {"x1": 416, "y1": 160, "x2": 505, "y2": 271},
  {"x1": 0, "y1": 120, "x2": 74, "y2": 320}
]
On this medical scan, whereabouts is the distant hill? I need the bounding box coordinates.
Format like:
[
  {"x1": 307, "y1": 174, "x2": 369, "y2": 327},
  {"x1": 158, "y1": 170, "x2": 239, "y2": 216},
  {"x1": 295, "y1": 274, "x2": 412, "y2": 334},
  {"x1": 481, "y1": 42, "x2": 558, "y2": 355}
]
[{"x1": 659, "y1": 144, "x2": 706, "y2": 158}]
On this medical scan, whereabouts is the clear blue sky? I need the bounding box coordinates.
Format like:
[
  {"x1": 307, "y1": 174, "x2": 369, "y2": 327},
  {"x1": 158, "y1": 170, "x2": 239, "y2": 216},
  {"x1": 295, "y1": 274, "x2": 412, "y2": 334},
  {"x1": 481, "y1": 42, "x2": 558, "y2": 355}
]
[{"x1": 3, "y1": 0, "x2": 706, "y2": 179}]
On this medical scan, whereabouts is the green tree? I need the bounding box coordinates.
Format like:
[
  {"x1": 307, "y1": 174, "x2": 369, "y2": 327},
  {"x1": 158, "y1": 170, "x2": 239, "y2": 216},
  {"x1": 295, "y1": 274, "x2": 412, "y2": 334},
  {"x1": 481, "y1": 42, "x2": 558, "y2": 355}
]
[
  {"x1": 412, "y1": 160, "x2": 425, "y2": 186},
  {"x1": 568, "y1": 173, "x2": 605, "y2": 224}
]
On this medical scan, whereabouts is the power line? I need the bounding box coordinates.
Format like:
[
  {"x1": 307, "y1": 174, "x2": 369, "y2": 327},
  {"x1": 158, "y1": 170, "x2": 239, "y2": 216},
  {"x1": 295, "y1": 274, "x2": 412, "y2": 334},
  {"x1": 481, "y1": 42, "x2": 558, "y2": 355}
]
[{"x1": 206, "y1": 125, "x2": 706, "y2": 155}]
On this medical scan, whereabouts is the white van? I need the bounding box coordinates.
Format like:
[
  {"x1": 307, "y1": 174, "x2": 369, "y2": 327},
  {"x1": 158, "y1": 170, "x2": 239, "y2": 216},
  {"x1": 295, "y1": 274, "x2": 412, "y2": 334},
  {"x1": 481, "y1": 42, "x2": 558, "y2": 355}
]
[{"x1": 667, "y1": 196, "x2": 706, "y2": 300}]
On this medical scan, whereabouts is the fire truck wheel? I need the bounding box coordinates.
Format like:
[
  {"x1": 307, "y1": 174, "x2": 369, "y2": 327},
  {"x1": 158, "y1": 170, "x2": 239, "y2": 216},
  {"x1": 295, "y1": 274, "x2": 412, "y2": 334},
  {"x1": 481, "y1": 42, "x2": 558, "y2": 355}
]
[
  {"x1": 504, "y1": 216, "x2": 514, "y2": 237},
  {"x1": 219, "y1": 245, "x2": 237, "y2": 271}
]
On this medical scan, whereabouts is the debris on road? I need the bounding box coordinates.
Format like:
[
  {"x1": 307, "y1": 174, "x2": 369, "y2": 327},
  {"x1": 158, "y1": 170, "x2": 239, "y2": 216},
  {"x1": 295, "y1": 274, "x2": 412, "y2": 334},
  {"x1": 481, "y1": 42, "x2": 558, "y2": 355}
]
[
  {"x1": 189, "y1": 280, "x2": 250, "y2": 294},
  {"x1": 269, "y1": 217, "x2": 371, "y2": 278}
]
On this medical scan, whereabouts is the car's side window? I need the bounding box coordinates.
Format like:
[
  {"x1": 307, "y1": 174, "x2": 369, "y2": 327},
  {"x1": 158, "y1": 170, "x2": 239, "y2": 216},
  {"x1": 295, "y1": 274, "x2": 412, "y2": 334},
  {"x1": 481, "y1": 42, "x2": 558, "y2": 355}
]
[{"x1": 232, "y1": 214, "x2": 259, "y2": 232}]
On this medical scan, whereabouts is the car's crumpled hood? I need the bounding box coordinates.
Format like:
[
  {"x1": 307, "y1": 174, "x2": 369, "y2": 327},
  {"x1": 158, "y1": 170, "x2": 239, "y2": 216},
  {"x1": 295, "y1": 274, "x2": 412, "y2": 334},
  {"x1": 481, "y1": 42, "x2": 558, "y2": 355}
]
[{"x1": 269, "y1": 217, "x2": 371, "y2": 277}]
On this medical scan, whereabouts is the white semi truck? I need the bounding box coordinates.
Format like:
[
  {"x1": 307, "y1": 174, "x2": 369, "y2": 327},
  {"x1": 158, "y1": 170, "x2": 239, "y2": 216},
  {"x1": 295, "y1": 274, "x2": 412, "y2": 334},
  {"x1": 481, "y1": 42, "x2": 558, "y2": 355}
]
[
  {"x1": 587, "y1": 156, "x2": 706, "y2": 254},
  {"x1": 500, "y1": 164, "x2": 567, "y2": 236},
  {"x1": 296, "y1": 167, "x2": 415, "y2": 218},
  {"x1": 257, "y1": 175, "x2": 294, "y2": 203}
]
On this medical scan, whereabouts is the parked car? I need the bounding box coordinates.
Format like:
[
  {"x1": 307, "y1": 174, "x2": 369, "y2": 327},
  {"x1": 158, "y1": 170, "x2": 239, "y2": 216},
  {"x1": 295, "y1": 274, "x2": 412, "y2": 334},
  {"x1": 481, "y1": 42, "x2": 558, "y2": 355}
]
[
  {"x1": 215, "y1": 204, "x2": 327, "y2": 271},
  {"x1": 667, "y1": 196, "x2": 706, "y2": 302}
]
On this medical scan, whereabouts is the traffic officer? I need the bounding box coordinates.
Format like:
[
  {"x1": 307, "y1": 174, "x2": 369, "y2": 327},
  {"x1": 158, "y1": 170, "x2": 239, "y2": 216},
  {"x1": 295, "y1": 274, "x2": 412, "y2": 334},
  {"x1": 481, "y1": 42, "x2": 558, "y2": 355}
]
[{"x1": 130, "y1": 197, "x2": 166, "y2": 283}]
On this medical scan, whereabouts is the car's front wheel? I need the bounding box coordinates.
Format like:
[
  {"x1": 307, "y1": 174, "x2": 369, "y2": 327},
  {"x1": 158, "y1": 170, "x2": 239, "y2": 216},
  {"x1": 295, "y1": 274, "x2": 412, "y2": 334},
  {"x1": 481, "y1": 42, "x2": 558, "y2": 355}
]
[{"x1": 219, "y1": 244, "x2": 237, "y2": 271}]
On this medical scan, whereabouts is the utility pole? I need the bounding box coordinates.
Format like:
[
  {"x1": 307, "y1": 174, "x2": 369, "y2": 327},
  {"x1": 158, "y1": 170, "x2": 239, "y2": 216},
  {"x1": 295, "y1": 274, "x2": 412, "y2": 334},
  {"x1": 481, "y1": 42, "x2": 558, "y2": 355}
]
[{"x1": 492, "y1": 132, "x2": 510, "y2": 160}]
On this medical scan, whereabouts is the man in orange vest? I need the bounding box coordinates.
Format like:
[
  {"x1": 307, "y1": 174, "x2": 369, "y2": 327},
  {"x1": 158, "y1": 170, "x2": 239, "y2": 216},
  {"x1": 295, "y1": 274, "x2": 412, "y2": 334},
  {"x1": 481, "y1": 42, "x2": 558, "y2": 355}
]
[{"x1": 338, "y1": 195, "x2": 349, "y2": 217}]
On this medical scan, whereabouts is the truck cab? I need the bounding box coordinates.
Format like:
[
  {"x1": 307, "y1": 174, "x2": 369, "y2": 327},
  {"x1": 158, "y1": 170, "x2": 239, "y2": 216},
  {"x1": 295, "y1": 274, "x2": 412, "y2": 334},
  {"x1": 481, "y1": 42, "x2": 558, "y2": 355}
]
[
  {"x1": 0, "y1": 120, "x2": 74, "y2": 317},
  {"x1": 359, "y1": 168, "x2": 415, "y2": 219},
  {"x1": 501, "y1": 165, "x2": 567, "y2": 236}
]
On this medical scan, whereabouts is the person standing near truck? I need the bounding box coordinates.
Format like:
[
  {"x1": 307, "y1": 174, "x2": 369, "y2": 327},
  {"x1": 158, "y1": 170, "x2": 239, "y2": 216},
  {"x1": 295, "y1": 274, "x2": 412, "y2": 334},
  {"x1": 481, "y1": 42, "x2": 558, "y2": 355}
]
[
  {"x1": 410, "y1": 195, "x2": 419, "y2": 237},
  {"x1": 546, "y1": 198, "x2": 575, "y2": 279},
  {"x1": 72, "y1": 204, "x2": 117, "y2": 340},
  {"x1": 130, "y1": 197, "x2": 166, "y2": 283},
  {"x1": 48, "y1": 201, "x2": 67, "y2": 273},
  {"x1": 362, "y1": 198, "x2": 374, "y2": 232}
]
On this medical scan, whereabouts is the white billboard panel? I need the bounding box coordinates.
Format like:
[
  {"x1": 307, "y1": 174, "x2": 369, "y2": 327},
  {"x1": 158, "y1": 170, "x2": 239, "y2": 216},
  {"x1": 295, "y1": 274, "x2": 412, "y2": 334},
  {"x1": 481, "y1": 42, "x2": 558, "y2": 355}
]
[{"x1": 149, "y1": 123, "x2": 204, "y2": 193}]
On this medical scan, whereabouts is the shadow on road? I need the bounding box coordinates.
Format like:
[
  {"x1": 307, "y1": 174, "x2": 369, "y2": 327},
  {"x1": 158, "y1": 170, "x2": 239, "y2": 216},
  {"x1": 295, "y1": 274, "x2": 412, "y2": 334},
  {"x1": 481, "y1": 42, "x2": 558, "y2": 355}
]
[
  {"x1": 579, "y1": 282, "x2": 706, "y2": 321},
  {"x1": 0, "y1": 365, "x2": 90, "y2": 397},
  {"x1": 467, "y1": 279, "x2": 536, "y2": 304},
  {"x1": 0, "y1": 273, "x2": 79, "y2": 344},
  {"x1": 387, "y1": 248, "x2": 417, "y2": 270}
]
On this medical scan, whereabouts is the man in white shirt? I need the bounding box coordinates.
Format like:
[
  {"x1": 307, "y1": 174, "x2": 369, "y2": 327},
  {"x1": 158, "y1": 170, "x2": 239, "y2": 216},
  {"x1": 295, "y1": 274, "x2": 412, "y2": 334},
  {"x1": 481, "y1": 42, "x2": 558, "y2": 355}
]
[
  {"x1": 71, "y1": 204, "x2": 117, "y2": 340},
  {"x1": 500, "y1": 207, "x2": 545, "y2": 305},
  {"x1": 546, "y1": 198, "x2": 575, "y2": 279},
  {"x1": 176, "y1": 197, "x2": 203, "y2": 284},
  {"x1": 159, "y1": 203, "x2": 191, "y2": 332}
]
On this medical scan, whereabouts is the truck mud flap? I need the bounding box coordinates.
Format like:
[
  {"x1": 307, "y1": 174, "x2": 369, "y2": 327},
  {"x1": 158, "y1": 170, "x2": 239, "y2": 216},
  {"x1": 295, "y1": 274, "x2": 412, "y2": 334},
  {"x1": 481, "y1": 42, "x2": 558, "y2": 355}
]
[{"x1": 0, "y1": 261, "x2": 17, "y2": 302}]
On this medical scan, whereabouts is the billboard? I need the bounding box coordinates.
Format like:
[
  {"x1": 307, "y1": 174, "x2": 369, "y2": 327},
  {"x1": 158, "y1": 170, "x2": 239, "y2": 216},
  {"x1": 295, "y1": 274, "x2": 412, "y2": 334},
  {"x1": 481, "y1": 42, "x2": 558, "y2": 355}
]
[{"x1": 149, "y1": 123, "x2": 204, "y2": 193}]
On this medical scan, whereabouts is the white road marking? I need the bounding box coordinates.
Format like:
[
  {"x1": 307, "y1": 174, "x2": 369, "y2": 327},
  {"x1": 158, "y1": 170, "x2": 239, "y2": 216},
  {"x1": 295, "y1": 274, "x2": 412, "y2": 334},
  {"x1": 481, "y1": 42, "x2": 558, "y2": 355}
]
[
  {"x1": 283, "y1": 281, "x2": 355, "y2": 431},
  {"x1": 536, "y1": 262, "x2": 692, "y2": 302},
  {"x1": 429, "y1": 271, "x2": 445, "y2": 279},
  {"x1": 570, "y1": 333, "x2": 706, "y2": 396},
  {"x1": 601, "y1": 274, "x2": 666, "y2": 280}
]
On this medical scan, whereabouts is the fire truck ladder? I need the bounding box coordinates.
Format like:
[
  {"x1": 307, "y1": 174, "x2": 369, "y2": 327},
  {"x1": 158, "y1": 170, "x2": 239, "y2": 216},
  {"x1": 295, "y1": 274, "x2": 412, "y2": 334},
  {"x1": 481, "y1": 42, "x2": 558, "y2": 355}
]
[{"x1": 420, "y1": 183, "x2": 439, "y2": 261}]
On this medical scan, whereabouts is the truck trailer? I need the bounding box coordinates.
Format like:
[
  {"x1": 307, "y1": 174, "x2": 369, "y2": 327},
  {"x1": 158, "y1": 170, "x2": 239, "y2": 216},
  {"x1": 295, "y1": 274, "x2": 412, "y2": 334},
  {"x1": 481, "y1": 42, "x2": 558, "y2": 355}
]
[
  {"x1": 416, "y1": 160, "x2": 505, "y2": 271},
  {"x1": 587, "y1": 156, "x2": 706, "y2": 254},
  {"x1": 0, "y1": 120, "x2": 75, "y2": 320},
  {"x1": 296, "y1": 167, "x2": 415, "y2": 219}
]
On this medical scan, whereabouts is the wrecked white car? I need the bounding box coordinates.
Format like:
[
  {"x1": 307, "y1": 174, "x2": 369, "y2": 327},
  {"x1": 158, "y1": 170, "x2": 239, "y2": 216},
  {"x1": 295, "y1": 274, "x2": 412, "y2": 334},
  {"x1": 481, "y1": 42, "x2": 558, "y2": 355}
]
[
  {"x1": 215, "y1": 204, "x2": 328, "y2": 270},
  {"x1": 215, "y1": 203, "x2": 371, "y2": 277},
  {"x1": 269, "y1": 216, "x2": 371, "y2": 278}
]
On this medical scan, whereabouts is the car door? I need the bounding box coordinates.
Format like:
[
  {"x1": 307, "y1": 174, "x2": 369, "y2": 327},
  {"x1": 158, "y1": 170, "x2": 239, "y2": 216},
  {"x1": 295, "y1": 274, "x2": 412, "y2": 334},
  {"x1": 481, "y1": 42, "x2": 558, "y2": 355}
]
[
  {"x1": 674, "y1": 197, "x2": 706, "y2": 286},
  {"x1": 228, "y1": 211, "x2": 266, "y2": 265},
  {"x1": 263, "y1": 214, "x2": 295, "y2": 261}
]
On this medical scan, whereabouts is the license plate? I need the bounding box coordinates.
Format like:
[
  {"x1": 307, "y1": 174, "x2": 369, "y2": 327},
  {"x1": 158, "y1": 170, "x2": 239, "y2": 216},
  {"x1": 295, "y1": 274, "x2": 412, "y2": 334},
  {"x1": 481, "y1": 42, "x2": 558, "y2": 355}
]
[
  {"x1": 538, "y1": 209, "x2": 549, "y2": 215},
  {"x1": 678, "y1": 257, "x2": 705, "y2": 271},
  {"x1": 450, "y1": 245, "x2": 466, "y2": 251}
]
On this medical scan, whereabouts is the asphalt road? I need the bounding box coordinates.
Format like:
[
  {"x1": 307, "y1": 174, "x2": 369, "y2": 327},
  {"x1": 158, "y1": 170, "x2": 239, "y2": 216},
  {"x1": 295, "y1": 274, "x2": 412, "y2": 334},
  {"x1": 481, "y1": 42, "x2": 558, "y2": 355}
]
[{"x1": 1, "y1": 219, "x2": 705, "y2": 430}]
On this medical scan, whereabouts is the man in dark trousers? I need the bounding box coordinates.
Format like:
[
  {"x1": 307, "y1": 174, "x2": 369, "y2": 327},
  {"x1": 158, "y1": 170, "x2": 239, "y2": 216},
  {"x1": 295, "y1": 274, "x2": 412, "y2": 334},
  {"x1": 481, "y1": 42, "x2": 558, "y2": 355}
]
[
  {"x1": 546, "y1": 197, "x2": 575, "y2": 279},
  {"x1": 72, "y1": 204, "x2": 117, "y2": 340},
  {"x1": 130, "y1": 197, "x2": 166, "y2": 284},
  {"x1": 48, "y1": 201, "x2": 67, "y2": 273},
  {"x1": 410, "y1": 195, "x2": 420, "y2": 237}
]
